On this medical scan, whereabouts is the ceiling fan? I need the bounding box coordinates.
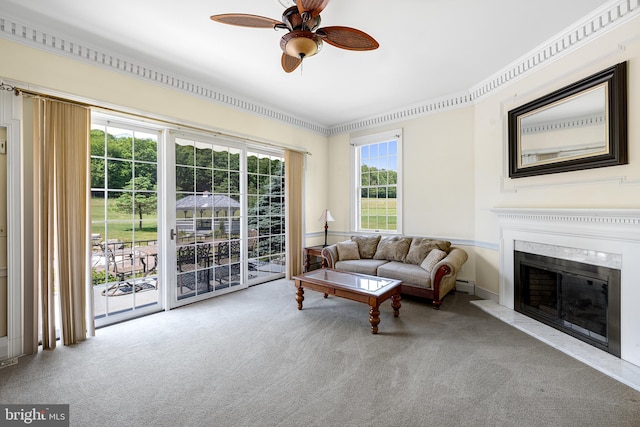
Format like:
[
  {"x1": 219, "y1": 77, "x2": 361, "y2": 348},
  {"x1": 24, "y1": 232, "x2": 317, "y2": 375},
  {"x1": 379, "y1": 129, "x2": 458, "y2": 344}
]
[{"x1": 210, "y1": 0, "x2": 379, "y2": 73}]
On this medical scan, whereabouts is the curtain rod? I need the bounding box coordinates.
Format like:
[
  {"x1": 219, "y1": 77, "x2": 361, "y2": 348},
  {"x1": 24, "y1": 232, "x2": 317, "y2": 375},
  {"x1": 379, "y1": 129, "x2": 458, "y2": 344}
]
[{"x1": 0, "y1": 80, "x2": 311, "y2": 156}]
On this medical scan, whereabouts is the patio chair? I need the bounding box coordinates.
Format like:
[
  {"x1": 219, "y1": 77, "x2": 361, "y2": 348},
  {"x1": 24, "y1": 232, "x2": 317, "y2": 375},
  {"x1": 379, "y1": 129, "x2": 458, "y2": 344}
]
[
  {"x1": 101, "y1": 248, "x2": 147, "y2": 296},
  {"x1": 215, "y1": 240, "x2": 241, "y2": 286},
  {"x1": 177, "y1": 243, "x2": 213, "y2": 294}
]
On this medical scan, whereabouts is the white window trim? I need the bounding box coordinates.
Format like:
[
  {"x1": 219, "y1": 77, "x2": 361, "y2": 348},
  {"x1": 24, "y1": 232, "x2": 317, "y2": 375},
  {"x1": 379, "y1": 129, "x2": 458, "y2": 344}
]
[
  {"x1": 1, "y1": 90, "x2": 23, "y2": 360},
  {"x1": 350, "y1": 128, "x2": 403, "y2": 234}
]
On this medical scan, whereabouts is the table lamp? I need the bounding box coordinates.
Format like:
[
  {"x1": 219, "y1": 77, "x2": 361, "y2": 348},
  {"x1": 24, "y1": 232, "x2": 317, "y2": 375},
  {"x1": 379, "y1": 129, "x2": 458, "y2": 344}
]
[{"x1": 319, "y1": 209, "x2": 335, "y2": 247}]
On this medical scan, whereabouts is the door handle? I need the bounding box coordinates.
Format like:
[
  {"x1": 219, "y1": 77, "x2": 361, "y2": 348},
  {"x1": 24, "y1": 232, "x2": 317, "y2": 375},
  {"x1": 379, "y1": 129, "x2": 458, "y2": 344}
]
[{"x1": 170, "y1": 228, "x2": 176, "y2": 240}]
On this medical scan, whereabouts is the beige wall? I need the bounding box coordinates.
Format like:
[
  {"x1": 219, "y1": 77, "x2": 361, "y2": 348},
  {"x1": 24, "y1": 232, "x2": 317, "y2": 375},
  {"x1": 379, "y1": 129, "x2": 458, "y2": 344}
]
[
  {"x1": 474, "y1": 14, "x2": 640, "y2": 296},
  {"x1": 328, "y1": 107, "x2": 477, "y2": 283}
]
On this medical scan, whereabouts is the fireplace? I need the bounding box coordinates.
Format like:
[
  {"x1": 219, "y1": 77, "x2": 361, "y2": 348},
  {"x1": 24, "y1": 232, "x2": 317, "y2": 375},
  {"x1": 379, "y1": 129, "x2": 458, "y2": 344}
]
[
  {"x1": 491, "y1": 208, "x2": 640, "y2": 370},
  {"x1": 514, "y1": 250, "x2": 621, "y2": 357}
]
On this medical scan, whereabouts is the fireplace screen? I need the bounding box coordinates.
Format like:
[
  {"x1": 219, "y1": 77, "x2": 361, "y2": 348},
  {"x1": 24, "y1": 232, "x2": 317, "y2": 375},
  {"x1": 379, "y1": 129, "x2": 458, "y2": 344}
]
[{"x1": 514, "y1": 251, "x2": 621, "y2": 357}]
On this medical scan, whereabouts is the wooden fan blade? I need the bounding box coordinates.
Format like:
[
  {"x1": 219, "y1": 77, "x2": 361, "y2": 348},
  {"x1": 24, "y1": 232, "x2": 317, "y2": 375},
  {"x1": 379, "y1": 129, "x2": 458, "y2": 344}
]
[
  {"x1": 210, "y1": 14, "x2": 283, "y2": 29},
  {"x1": 281, "y1": 53, "x2": 302, "y2": 73},
  {"x1": 296, "y1": 0, "x2": 330, "y2": 18},
  {"x1": 316, "y1": 26, "x2": 379, "y2": 50}
]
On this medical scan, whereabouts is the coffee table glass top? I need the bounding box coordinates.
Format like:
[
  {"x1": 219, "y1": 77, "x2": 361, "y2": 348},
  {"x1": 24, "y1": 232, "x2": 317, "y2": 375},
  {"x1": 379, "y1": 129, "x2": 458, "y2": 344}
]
[{"x1": 301, "y1": 269, "x2": 398, "y2": 292}]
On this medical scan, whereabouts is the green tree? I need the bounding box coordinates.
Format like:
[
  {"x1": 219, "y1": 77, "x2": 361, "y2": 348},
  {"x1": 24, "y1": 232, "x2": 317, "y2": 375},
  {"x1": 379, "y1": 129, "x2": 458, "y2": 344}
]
[
  {"x1": 360, "y1": 163, "x2": 397, "y2": 199},
  {"x1": 251, "y1": 176, "x2": 284, "y2": 255},
  {"x1": 115, "y1": 176, "x2": 157, "y2": 230}
]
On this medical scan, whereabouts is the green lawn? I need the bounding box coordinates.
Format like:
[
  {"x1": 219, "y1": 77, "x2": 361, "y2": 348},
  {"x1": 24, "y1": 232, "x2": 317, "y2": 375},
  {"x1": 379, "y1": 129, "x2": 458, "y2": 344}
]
[
  {"x1": 91, "y1": 197, "x2": 158, "y2": 244},
  {"x1": 360, "y1": 198, "x2": 397, "y2": 231}
]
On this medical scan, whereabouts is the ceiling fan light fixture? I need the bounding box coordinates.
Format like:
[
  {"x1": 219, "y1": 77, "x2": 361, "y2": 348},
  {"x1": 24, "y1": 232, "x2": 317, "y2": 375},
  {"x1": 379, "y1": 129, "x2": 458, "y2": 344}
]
[
  {"x1": 280, "y1": 31, "x2": 323, "y2": 59},
  {"x1": 210, "y1": 2, "x2": 378, "y2": 72}
]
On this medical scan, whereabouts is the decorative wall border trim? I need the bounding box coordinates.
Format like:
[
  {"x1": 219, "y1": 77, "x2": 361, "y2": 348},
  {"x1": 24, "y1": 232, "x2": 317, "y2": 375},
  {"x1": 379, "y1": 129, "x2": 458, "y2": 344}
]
[
  {"x1": 320, "y1": 230, "x2": 496, "y2": 251},
  {"x1": 329, "y1": 92, "x2": 474, "y2": 135},
  {"x1": 330, "y1": 0, "x2": 640, "y2": 135},
  {"x1": 1, "y1": 0, "x2": 638, "y2": 136},
  {"x1": 0, "y1": 16, "x2": 330, "y2": 136},
  {"x1": 521, "y1": 113, "x2": 606, "y2": 134},
  {"x1": 468, "y1": 0, "x2": 640, "y2": 103}
]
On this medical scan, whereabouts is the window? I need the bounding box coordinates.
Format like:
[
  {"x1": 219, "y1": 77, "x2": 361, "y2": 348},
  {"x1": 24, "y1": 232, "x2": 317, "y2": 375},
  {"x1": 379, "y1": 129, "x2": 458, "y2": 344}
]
[{"x1": 351, "y1": 129, "x2": 402, "y2": 233}]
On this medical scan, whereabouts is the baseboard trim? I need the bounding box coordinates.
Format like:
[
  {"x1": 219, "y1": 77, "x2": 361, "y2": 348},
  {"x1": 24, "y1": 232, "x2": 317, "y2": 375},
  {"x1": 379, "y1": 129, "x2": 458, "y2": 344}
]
[
  {"x1": 474, "y1": 286, "x2": 499, "y2": 303},
  {"x1": 455, "y1": 280, "x2": 475, "y2": 294},
  {"x1": 0, "y1": 357, "x2": 17, "y2": 369}
]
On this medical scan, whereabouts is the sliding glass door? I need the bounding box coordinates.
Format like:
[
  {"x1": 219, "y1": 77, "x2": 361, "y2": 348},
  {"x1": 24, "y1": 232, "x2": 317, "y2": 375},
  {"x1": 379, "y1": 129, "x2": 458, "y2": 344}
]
[
  {"x1": 168, "y1": 133, "x2": 286, "y2": 307},
  {"x1": 90, "y1": 118, "x2": 286, "y2": 314}
]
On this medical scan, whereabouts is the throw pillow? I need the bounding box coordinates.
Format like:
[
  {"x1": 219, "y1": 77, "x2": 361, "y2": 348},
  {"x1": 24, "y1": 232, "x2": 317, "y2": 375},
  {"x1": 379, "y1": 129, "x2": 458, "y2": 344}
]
[
  {"x1": 336, "y1": 241, "x2": 361, "y2": 261},
  {"x1": 405, "y1": 238, "x2": 452, "y2": 265},
  {"x1": 420, "y1": 249, "x2": 447, "y2": 273},
  {"x1": 373, "y1": 236, "x2": 413, "y2": 262},
  {"x1": 351, "y1": 235, "x2": 381, "y2": 259}
]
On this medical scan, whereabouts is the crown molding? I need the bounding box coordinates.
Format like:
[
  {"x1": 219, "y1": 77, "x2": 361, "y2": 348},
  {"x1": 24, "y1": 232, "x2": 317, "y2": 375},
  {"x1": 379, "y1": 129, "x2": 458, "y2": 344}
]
[
  {"x1": 328, "y1": 91, "x2": 475, "y2": 135},
  {"x1": 0, "y1": 15, "x2": 331, "y2": 136},
  {"x1": 329, "y1": 0, "x2": 640, "y2": 135},
  {"x1": 1, "y1": 0, "x2": 638, "y2": 137},
  {"x1": 468, "y1": 0, "x2": 640, "y2": 102}
]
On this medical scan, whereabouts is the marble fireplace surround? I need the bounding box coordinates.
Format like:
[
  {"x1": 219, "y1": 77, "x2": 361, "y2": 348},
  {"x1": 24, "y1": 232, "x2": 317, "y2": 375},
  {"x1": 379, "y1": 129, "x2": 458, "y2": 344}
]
[{"x1": 479, "y1": 208, "x2": 640, "y2": 391}]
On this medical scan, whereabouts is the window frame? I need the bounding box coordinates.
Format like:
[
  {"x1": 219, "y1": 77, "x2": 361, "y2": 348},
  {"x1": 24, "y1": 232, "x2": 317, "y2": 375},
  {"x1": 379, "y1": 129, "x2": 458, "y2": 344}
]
[{"x1": 350, "y1": 129, "x2": 403, "y2": 234}]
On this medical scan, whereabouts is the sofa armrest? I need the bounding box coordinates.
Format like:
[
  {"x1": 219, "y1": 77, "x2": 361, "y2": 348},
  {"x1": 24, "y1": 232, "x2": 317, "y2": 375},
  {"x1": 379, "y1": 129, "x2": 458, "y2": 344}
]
[
  {"x1": 431, "y1": 247, "x2": 468, "y2": 303},
  {"x1": 321, "y1": 245, "x2": 338, "y2": 268}
]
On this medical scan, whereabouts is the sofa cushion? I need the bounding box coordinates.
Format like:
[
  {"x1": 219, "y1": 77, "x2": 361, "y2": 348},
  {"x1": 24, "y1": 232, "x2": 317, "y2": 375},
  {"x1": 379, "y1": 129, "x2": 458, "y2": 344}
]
[
  {"x1": 377, "y1": 261, "x2": 431, "y2": 289},
  {"x1": 420, "y1": 249, "x2": 447, "y2": 272},
  {"x1": 405, "y1": 238, "x2": 452, "y2": 265},
  {"x1": 351, "y1": 235, "x2": 381, "y2": 259},
  {"x1": 373, "y1": 236, "x2": 413, "y2": 262},
  {"x1": 336, "y1": 241, "x2": 360, "y2": 261},
  {"x1": 335, "y1": 259, "x2": 388, "y2": 276}
]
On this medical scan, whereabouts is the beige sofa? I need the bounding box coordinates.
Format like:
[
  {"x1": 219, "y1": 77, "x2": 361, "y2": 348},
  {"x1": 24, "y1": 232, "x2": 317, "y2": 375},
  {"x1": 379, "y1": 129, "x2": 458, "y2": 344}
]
[{"x1": 321, "y1": 235, "x2": 468, "y2": 309}]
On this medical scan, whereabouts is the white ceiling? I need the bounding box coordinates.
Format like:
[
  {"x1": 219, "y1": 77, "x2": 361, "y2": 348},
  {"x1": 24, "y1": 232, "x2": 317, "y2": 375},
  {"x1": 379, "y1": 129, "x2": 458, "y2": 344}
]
[{"x1": 1, "y1": 0, "x2": 612, "y2": 129}]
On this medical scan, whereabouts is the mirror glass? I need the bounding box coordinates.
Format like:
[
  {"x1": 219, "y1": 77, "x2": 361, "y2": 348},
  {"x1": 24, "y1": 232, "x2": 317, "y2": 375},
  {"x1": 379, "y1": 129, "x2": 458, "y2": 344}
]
[
  {"x1": 508, "y1": 62, "x2": 626, "y2": 178},
  {"x1": 518, "y1": 84, "x2": 608, "y2": 168}
]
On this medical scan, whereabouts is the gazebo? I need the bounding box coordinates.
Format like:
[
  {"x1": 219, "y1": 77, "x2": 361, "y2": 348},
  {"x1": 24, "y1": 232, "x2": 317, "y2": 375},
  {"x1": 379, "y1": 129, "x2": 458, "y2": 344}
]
[{"x1": 176, "y1": 193, "x2": 241, "y2": 236}]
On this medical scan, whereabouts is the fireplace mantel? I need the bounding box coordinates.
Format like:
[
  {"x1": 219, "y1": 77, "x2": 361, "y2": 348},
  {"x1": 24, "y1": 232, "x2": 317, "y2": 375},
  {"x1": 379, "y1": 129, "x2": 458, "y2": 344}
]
[
  {"x1": 492, "y1": 208, "x2": 640, "y2": 240},
  {"x1": 492, "y1": 208, "x2": 640, "y2": 368}
]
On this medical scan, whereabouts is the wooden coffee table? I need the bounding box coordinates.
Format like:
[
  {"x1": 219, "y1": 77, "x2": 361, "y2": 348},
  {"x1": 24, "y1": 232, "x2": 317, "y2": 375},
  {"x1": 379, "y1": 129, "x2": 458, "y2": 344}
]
[{"x1": 293, "y1": 269, "x2": 402, "y2": 334}]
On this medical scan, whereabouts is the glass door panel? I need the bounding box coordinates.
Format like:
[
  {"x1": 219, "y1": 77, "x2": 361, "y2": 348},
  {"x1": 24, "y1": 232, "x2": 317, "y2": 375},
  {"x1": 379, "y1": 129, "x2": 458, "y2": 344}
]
[
  {"x1": 169, "y1": 135, "x2": 285, "y2": 306},
  {"x1": 173, "y1": 137, "x2": 246, "y2": 303},
  {"x1": 246, "y1": 152, "x2": 286, "y2": 283},
  {"x1": 90, "y1": 122, "x2": 161, "y2": 326}
]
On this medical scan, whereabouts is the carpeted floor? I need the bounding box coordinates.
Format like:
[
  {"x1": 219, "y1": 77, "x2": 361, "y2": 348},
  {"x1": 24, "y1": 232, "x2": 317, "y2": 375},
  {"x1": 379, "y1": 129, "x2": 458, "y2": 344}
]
[{"x1": 1, "y1": 278, "x2": 639, "y2": 426}]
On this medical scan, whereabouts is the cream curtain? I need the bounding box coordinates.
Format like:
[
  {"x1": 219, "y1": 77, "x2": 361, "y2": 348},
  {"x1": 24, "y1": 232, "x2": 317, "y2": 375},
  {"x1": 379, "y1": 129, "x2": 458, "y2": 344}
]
[
  {"x1": 285, "y1": 149, "x2": 304, "y2": 279},
  {"x1": 33, "y1": 98, "x2": 90, "y2": 348}
]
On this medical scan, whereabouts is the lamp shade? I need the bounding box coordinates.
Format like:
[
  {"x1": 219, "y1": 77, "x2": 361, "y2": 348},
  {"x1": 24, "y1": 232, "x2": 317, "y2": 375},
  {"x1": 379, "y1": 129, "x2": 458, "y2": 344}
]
[
  {"x1": 319, "y1": 209, "x2": 335, "y2": 223},
  {"x1": 281, "y1": 31, "x2": 323, "y2": 59}
]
